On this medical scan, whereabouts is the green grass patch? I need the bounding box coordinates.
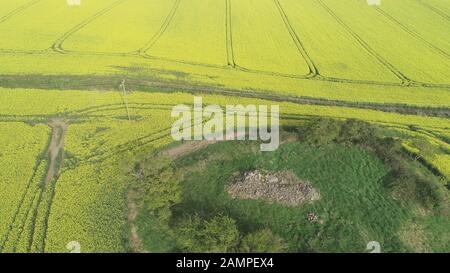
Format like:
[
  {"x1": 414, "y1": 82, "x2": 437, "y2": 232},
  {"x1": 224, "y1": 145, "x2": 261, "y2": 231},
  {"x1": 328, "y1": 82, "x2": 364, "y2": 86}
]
[
  {"x1": 171, "y1": 141, "x2": 407, "y2": 252},
  {"x1": 133, "y1": 120, "x2": 447, "y2": 253}
]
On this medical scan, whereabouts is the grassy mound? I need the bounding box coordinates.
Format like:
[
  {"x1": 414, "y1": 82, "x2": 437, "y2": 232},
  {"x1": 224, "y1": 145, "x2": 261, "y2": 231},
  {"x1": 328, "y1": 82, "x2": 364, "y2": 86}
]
[{"x1": 131, "y1": 119, "x2": 448, "y2": 253}]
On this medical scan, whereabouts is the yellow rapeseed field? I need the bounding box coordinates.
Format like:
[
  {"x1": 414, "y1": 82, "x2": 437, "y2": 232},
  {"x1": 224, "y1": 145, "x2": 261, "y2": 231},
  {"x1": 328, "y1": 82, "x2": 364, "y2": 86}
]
[{"x1": 0, "y1": 0, "x2": 448, "y2": 252}]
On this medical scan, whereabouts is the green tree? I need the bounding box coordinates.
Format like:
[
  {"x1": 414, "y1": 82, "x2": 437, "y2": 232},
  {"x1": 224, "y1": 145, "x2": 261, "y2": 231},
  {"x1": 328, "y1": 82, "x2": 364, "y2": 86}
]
[
  {"x1": 135, "y1": 156, "x2": 182, "y2": 223},
  {"x1": 337, "y1": 119, "x2": 378, "y2": 145},
  {"x1": 239, "y1": 229, "x2": 287, "y2": 253},
  {"x1": 302, "y1": 118, "x2": 341, "y2": 145},
  {"x1": 176, "y1": 215, "x2": 240, "y2": 253}
]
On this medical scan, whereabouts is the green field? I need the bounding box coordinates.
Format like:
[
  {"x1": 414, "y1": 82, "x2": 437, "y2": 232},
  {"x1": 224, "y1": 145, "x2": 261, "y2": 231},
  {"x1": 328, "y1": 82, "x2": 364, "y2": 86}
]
[{"x1": 0, "y1": 0, "x2": 449, "y2": 253}]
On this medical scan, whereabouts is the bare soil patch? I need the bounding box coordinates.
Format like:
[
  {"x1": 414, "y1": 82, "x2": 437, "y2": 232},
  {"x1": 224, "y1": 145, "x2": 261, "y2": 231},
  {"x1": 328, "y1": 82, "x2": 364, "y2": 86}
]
[
  {"x1": 227, "y1": 170, "x2": 320, "y2": 206},
  {"x1": 45, "y1": 119, "x2": 68, "y2": 186},
  {"x1": 161, "y1": 140, "x2": 215, "y2": 159}
]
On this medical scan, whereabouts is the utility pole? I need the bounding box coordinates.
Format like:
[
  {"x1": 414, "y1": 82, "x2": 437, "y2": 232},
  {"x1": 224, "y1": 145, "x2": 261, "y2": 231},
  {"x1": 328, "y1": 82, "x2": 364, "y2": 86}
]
[{"x1": 120, "y1": 79, "x2": 131, "y2": 121}]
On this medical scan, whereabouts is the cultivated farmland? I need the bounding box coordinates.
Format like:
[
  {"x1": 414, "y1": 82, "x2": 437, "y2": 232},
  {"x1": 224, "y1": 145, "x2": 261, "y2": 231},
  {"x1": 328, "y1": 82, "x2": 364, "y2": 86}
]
[
  {"x1": 63, "y1": 0, "x2": 177, "y2": 54},
  {"x1": 0, "y1": 0, "x2": 448, "y2": 253},
  {"x1": 231, "y1": 0, "x2": 311, "y2": 75}
]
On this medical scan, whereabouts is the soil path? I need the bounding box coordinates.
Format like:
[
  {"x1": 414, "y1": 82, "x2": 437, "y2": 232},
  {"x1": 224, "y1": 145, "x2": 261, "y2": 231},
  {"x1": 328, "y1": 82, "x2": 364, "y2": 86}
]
[{"x1": 45, "y1": 120, "x2": 68, "y2": 185}]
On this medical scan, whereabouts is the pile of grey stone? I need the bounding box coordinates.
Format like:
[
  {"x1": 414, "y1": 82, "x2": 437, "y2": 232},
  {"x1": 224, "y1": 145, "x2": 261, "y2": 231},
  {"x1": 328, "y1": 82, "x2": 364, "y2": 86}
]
[{"x1": 226, "y1": 170, "x2": 320, "y2": 207}]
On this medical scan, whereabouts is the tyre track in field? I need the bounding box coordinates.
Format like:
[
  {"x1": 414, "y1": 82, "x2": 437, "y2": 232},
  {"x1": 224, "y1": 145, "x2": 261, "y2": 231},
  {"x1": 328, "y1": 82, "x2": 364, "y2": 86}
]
[
  {"x1": 0, "y1": 0, "x2": 450, "y2": 88},
  {"x1": 0, "y1": 0, "x2": 43, "y2": 24},
  {"x1": 234, "y1": 65, "x2": 309, "y2": 80},
  {"x1": 0, "y1": 46, "x2": 410, "y2": 87},
  {"x1": 142, "y1": 53, "x2": 229, "y2": 69},
  {"x1": 1, "y1": 40, "x2": 448, "y2": 88},
  {"x1": 417, "y1": 0, "x2": 450, "y2": 22},
  {"x1": 54, "y1": 104, "x2": 174, "y2": 169},
  {"x1": 59, "y1": 101, "x2": 173, "y2": 118},
  {"x1": 373, "y1": 5, "x2": 450, "y2": 60},
  {"x1": 1, "y1": 44, "x2": 447, "y2": 89},
  {"x1": 84, "y1": 115, "x2": 222, "y2": 167},
  {"x1": 2, "y1": 106, "x2": 448, "y2": 178},
  {"x1": 76, "y1": 105, "x2": 172, "y2": 117},
  {"x1": 26, "y1": 179, "x2": 47, "y2": 252},
  {"x1": 79, "y1": 126, "x2": 174, "y2": 166},
  {"x1": 274, "y1": 0, "x2": 318, "y2": 78},
  {"x1": 1, "y1": 46, "x2": 450, "y2": 89},
  {"x1": 225, "y1": 0, "x2": 236, "y2": 67},
  {"x1": 0, "y1": 119, "x2": 54, "y2": 253},
  {"x1": 76, "y1": 77, "x2": 450, "y2": 117},
  {"x1": 51, "y1": 0, "x2": 129, "y2": 53},
  {"x1": 0, "y1": 156, "x2": 47, "y2": 252},
  {"x1": 12, "y1": 186, "x2": 42, "y2": 252},
  {"x1": 64, "y1": 100, "x2": 450, "y2": 130},
  {"x1": 0, "y1": 48, "x2": 48, "y2": 54},
  {"x1": 27, "y1": 120, "x2": 68, "y2": 252},
  {"x1": 0, "y1": 105, "x2": 447, "y2": 184},
  {"x1": 0, "y1": 75, "x2": 449, "y2": 117},
  {"x1": 69, "y1": 112, "x2": 212, "y2": 168},
  {"x1": 316, "y1": 0, "x2": 411, "y2": 86},
  {"x1": 66, "y1": 104, "x2": 450, "y2": 171},
  {"x1": 138, "y1": 0, "x2": 181, "y2": 54}
]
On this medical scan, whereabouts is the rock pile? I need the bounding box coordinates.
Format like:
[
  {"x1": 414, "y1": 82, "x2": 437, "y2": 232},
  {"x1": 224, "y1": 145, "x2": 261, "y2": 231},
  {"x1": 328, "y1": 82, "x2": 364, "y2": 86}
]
[{"x1": 226, "y1": 170, "x2": 320, "y2": 207}]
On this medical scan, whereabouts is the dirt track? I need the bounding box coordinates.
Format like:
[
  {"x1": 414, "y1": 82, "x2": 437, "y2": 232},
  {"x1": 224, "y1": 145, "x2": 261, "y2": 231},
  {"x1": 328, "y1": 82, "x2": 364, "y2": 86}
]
[{"x1": 45, "y1": 119, "x2": 68, "y2": 186}]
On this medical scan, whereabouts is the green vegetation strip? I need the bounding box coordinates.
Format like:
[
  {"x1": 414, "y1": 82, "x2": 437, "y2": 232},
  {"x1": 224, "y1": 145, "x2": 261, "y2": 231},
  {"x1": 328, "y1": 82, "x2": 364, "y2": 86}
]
[{"x1": 0, "y1": 75, "x2": 448, "y2": 117}]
